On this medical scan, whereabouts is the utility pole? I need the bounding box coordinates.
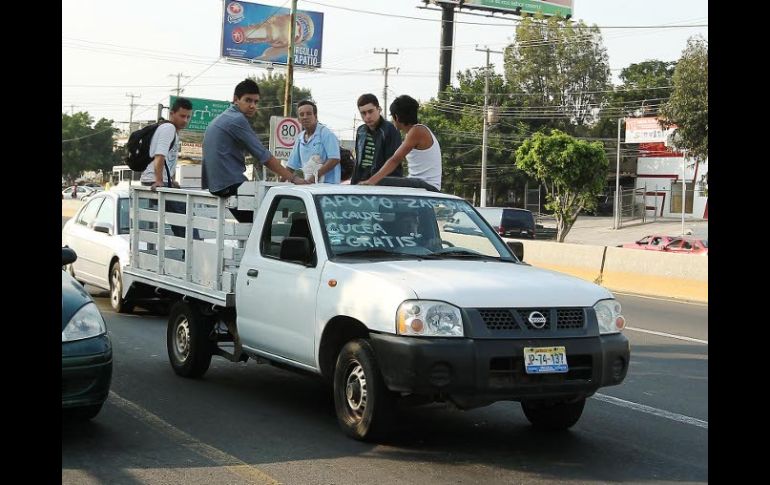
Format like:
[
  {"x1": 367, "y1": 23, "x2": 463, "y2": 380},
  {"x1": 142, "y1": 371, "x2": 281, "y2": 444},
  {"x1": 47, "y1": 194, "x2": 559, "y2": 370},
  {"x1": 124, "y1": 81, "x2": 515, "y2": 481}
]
[
  {"x1": 126, "y1": 93, "x2": 141, "y2": 131},
  {"x1": 374, "y1": 49, "x2": 399, "y2": 111},
  {"x1": 437, "y1": 3, "x2": 455, "y2": 95},
  {"x1": 475, "y1": 46, "x2": 503, "y2": 208},
  {"x1": 69, "y1": 105, "x2": 77, "y2": 115},
  {"x1": 614, "y1": 117, "x2": 624, "y2": 230},
  {"x1": 283, "y1": 0, "x2": 298, "y2": 117},
  {"x1": 169, "y1": 72, "x2": 190, "y2": 96}
]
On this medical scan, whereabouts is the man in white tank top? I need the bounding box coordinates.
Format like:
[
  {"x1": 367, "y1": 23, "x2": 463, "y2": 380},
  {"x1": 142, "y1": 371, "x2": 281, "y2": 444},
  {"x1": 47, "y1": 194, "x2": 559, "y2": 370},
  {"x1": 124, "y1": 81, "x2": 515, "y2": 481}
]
[{"x1": 360, "y1": 95, "x2": 442, "y2": 191}]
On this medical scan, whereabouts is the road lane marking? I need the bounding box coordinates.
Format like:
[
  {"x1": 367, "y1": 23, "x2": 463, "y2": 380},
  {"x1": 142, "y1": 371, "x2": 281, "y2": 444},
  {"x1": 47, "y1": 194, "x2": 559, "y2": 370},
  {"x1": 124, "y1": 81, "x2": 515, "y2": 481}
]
[
  {"x1": 109, "y1": 391, "x2": 281, "y2": 485},
  {"x1": 625, "y1": 326, "x2": 708, "y2": 344},
  {"x1": 593, "y1": 393, "x2": 708, "y2": 429}
]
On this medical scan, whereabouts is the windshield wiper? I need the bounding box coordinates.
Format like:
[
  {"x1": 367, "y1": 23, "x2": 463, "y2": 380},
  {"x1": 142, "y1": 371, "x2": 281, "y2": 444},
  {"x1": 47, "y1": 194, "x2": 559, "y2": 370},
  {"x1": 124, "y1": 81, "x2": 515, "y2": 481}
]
[
  {"x1": 427, "y1": 249, "x2": 501, "y2": 260},
  {"x1": 336, "y1": 249, "x2": 421, "y2": 259}
]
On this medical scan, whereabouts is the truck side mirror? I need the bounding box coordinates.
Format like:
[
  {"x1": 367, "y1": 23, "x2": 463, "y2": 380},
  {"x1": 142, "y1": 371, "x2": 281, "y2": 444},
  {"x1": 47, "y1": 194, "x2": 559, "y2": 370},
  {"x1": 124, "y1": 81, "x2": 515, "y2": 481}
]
[
  {"x1": 506, "y1": 241, "x2": 524, "y2": 261},
  {"x1": 280, "y1": 237, "x2": 311, "y2": 265},
  {"x1": 93, "y1": 222, "x2": 113, "y2": 234}
]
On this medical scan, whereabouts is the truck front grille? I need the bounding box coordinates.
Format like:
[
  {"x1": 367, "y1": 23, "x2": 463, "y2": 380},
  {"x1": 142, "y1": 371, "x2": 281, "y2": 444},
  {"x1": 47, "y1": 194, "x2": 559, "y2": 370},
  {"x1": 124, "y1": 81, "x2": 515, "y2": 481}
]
[{"x1": 478, "y1": 308, "x2": 586, "y2": 332}]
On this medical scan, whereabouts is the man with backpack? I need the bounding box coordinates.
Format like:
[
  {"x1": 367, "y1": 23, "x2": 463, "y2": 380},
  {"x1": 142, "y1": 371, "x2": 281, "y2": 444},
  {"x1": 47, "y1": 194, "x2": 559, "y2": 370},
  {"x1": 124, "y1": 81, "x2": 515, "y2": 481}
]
[
  {"x1": 133, "y1": 97, "x2": 192, "y2": 239},
  {"x1": 139, "y1": 97, "x2": 192, "y2": 190}
]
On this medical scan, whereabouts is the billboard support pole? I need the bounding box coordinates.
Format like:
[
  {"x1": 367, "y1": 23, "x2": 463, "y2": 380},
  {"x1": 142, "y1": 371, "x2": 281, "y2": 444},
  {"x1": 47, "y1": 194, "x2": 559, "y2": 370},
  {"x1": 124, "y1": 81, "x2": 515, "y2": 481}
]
[
  {"x1": 438, "y1": 3, "x2": 455, "y2": 96},
  {"x1": 283, "y1": 0, "x2": 298, "y2": 117}
]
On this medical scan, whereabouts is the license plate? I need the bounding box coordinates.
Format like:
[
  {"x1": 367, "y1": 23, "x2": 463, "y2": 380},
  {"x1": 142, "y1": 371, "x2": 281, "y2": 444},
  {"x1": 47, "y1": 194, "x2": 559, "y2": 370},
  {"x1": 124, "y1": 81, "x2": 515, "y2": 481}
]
[{"x1": 524, "y1": 346, "x2": 568, "y2": 374}]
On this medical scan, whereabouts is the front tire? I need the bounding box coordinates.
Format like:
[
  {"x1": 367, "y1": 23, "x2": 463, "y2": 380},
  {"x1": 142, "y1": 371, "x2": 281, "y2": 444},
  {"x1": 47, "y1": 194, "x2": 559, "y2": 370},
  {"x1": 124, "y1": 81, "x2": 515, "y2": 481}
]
[
  {"x1": 109, "y1": 262, "x2": 134, "y2": 313},
  {"x1": 333, "y1": 339, "x2": 396, "y2": 441},
  {"x1": 521, "y1": 397, "x2": 586, "y2": 430},
  {"x1": 167, "y1": 301, "x2": 214, "y2": 378}
]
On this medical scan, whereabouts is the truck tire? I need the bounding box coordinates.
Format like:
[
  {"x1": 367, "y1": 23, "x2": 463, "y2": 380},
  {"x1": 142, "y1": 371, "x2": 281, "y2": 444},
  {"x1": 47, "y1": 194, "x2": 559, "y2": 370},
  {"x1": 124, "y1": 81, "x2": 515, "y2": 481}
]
[
  {"x1": 521, "y1": 397, "x2": 586, "y2": 430},
  {"x1": 167, "y1": 300, "x2": 214, "y2": 378},
  {"x1": 110, "y1": 262, "x2": 134, "y2": 313},
  {"x1": 333, "y1": 339, "x2": 396, "y2": 441}
]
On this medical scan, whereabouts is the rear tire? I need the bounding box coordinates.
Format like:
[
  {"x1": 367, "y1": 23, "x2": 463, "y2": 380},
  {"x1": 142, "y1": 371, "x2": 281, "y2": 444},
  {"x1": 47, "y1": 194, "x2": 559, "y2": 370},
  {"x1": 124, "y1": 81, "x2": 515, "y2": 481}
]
[
  {"x1": 167, "y1": 300, "x2": 214, "y2": 378},
  {"x1": 110, "y1": 262, "x2": 134, "y2": 313},
  {"x1": 333, "y1": 339, "x2": 396, "y2": 441},
  {"x1": 521, "y1": 397, "x2": 586, "y2": 430}
]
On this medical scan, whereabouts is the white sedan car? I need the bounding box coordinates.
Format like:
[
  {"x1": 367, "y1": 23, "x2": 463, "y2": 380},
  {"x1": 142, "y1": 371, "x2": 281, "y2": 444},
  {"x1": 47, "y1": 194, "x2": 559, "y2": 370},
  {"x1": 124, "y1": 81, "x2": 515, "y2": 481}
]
[
  {"x1": 62, "y1": 185, "x2": 95, "y2": 200},
  {"x1": 62, "y1": 189, "x2": 133, "y2": 312}
]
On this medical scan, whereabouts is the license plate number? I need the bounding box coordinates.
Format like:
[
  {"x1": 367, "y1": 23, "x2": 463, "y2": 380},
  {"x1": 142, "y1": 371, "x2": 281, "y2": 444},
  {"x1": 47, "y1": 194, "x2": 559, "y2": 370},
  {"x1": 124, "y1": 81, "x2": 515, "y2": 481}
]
[{"x1": 524, "y1": 346, "x2": 568, "y2": 374}]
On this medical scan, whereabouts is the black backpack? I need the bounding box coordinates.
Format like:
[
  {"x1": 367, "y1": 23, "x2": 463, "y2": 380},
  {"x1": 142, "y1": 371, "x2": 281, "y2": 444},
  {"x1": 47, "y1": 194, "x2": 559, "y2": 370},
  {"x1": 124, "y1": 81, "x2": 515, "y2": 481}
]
[{"x1": 125, "y1": 121, "x2": 175, "y2": 184}]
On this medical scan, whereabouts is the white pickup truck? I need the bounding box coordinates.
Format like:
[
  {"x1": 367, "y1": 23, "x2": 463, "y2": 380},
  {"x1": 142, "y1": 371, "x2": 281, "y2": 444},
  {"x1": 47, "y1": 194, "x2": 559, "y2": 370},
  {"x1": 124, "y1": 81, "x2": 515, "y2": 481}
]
[{"x1": 123, "y1": 182, "x2": 630, "y2": 440}]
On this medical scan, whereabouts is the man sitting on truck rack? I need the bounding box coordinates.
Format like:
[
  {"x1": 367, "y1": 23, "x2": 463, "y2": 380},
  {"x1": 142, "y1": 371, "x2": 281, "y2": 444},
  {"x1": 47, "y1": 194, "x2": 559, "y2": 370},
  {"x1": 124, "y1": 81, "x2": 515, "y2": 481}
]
[{"x1": 202, "y1": 78, "x2": 306, "y2": 223}]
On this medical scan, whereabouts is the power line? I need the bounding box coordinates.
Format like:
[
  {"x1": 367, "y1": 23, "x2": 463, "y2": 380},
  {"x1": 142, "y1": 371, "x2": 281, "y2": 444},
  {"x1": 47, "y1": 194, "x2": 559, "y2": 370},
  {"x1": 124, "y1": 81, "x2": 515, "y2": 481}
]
[{"x1": 302, "y1": 1, "x2": 707, "y2": 29}]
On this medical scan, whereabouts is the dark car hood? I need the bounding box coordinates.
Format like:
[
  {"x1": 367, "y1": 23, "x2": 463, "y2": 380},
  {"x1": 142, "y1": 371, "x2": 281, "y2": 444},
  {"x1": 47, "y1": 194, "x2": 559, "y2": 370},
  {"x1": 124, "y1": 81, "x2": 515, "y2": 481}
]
[{"x1": 62, "y1": 271, "x2": 93, "y2": 331}]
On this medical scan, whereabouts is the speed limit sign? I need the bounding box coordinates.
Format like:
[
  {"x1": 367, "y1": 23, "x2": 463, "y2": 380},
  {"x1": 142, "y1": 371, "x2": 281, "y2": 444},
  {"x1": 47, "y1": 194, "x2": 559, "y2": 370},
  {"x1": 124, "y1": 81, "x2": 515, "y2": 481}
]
[{"x1": 269, "y1": 116, "x2": 301, "y2": 161}]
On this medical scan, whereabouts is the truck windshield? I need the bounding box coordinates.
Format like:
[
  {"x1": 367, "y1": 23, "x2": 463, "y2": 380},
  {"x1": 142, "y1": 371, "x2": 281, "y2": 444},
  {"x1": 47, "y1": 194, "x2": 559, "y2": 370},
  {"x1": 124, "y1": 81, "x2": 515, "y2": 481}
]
[{"x1": 315, "y1": 194, "x2": 515, "y2": 261}]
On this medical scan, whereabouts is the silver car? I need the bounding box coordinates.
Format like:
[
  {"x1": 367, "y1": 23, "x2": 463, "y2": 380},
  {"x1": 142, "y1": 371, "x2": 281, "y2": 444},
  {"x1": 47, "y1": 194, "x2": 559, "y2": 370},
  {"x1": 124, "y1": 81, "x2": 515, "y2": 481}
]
[{"x1": 62, "y1": 190, "x2": 133, "y2": 312}]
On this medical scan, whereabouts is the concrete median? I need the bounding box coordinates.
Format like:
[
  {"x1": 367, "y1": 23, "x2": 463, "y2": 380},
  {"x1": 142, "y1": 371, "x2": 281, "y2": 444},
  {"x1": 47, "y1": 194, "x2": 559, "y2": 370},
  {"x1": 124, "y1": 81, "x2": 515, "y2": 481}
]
[
  {"x1": 506, "y1": 238, "x2": 707, "y2": 303},
  {"x1": 509, "y1": 239, "x2": 606, "y2": 284},
  {"x1": 600, "y1": 246, "x2": 707, "y2": 302}
]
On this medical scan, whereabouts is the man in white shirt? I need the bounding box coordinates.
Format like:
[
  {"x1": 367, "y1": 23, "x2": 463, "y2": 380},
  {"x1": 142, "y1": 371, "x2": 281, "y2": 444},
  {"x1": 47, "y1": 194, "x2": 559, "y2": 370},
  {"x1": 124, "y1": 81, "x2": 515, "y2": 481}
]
[
  {"x1": 140, "y1": 98, "x2": 193, "y2": 189},
  {"x1": 140, "y1": 98, "x2": 193, "y2": 239}
]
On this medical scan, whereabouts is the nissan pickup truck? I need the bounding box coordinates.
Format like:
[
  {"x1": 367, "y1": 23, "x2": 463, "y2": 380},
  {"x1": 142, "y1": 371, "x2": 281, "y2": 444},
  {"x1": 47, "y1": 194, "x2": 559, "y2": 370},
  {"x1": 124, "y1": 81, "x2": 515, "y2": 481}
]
[{"x1": 122, "y1": 182, "x2": 630, "y2": 440}]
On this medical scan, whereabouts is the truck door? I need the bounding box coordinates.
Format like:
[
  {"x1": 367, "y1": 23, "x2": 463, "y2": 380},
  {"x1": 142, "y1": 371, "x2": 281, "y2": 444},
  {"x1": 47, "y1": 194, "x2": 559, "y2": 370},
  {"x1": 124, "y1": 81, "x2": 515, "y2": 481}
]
[{"x1": 236, "y1": 195, "x2": 320, "y2": 366}]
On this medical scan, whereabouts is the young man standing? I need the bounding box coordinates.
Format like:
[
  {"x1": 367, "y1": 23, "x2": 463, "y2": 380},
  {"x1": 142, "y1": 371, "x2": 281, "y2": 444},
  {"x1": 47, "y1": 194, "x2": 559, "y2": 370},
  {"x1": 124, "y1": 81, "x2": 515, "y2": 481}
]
[
  {"x1": 139, "y1": 97, "x2": 193, "y2": 238},
  {"x1": 286, "y1": 100, "x2": 341, "y2": 183},
  {"x1": 202, "y1": 78, "x2": 305, "y2": 222},
  {"x1": 351, "y1": 93, "x2": 403, "y2": 185},
  {"x1": 141, "y1": 97, "x2": 193, "y2": 190},
  {"x1": 361, "y1": 95, "x2": 442, "y2": 192}
]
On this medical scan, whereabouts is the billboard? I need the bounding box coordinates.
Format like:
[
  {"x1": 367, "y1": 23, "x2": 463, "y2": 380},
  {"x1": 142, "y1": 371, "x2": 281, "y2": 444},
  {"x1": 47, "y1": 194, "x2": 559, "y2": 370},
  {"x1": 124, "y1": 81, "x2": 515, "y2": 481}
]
[
  {"x1": 625, "y1": 117, "x2": 677, "y2": 144},
  {"x1": 170, "y1": 96, "x2": 230, "y2": 133},
  {"x1": 222, "y1": 1, "x2": 324, "y2": 68},
  {"x1": 436, "y1": 0, "x2": 572, "y2": 17}
]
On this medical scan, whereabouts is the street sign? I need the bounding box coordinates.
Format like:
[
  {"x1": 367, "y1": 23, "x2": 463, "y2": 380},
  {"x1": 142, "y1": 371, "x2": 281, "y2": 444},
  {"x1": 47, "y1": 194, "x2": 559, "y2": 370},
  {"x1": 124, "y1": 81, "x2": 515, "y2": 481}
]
[
  {"x1": 170, "y1": 96, "x2": 230, "y2": 132},
  {"x1": 269, "y1": 116, "x2": 301, "y2": 161}
]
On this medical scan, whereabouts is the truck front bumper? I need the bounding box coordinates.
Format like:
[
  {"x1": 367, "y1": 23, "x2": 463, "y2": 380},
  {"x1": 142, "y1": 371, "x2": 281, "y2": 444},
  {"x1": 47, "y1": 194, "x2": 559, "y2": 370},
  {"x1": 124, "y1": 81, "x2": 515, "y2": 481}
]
[{"x1": 369, "y1": 333, "x2": 629, "y2": 409}]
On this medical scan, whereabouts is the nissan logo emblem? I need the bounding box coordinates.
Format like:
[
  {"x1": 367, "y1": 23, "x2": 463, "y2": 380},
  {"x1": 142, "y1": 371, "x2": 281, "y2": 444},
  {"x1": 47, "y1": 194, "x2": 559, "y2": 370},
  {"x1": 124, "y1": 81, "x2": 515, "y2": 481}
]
[{"x1": 528, "y1": 311, "x2": 547, "y2": 329}]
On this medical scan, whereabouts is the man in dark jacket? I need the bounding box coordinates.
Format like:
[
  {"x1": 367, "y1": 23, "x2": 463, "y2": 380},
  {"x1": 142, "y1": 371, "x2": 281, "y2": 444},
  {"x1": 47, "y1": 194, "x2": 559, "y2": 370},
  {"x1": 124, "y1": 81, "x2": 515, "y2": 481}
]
[{"x1": 351, "y1": 93, "x2": 403, "y2": 184}]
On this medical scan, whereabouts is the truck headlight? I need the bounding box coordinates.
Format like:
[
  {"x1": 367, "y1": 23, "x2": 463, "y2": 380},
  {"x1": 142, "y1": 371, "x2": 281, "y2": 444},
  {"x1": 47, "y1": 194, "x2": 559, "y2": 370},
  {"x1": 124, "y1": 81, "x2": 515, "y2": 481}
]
[
  {"x1": 397, "y1": 300, "x2": 464, "y2": 337},
  {"x1": 62, "y1": 303, "x2": 107, "y2": 342},
  {"x1": 593, "y1": 299, "x2": 625, "y2": 335}
]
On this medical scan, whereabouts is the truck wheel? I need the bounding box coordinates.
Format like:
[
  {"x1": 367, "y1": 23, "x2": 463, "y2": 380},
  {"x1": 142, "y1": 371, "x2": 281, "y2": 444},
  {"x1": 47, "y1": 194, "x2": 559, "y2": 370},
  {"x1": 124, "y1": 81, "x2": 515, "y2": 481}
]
[
  {"x1": 333, "y1": 339, "x2": 395, "y2": 441},
  {"x1": 167, "y1": 301, "x2": 214, "y2": 378},
  {"x1": 521, "y1": 397, "x2": 586, "y2": 430},
  {"x1": 109, "y1": 262, "x2": 134, "y2": 313}
]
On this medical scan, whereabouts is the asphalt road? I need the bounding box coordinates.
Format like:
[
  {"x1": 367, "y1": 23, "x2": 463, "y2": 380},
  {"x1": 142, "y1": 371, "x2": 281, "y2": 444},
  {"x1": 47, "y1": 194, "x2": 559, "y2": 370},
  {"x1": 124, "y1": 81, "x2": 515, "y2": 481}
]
[{"x1": 63, "y1": 291, "x2": 707, "y2": 484}]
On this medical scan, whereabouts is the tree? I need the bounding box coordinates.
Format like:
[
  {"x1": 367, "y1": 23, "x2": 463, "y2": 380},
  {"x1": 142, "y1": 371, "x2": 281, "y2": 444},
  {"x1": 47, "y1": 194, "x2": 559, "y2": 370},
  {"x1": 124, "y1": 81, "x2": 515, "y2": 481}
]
[
  {"x1": 515, "y1": 130, "x2": 608, "y2": 241},
  {"x1": 660, "y1": 36, "x2": 708, "y2": 162},
  {"x1": 244, "y1": 72, "x2": 312, "y2": 144},
  {"x1": 504, "y1": 15, "x2": 611, "y2": 132},
  {"x1": 421, "y1": 67, "x2": 530, "y2": 204},
  {"x1": 62, "y1": 112, "x2": 118, "y2": 182}
]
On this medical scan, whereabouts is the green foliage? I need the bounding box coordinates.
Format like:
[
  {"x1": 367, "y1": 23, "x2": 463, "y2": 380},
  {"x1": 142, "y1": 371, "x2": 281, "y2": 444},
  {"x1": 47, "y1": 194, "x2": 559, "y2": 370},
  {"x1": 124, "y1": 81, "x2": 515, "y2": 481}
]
[
  {"x1": 515, "y1": 130, "x2": 608, "y2": 241},
  {"x1": 504, "y1": 15, "x2": 611, "y2": 131},
  {"x1": 61, "y1": 112, "x2": 118, "y2": 182},
  {"x1": 660, "y1": 36, "x2": 708, "y2": 162}
]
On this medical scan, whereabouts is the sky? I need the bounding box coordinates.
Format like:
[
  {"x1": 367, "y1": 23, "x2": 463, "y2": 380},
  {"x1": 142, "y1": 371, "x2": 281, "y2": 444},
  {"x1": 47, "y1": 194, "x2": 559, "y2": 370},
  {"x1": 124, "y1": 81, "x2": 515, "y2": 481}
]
[{"x1": 62, "y1": 0, "x2": 708, "y2": 141}]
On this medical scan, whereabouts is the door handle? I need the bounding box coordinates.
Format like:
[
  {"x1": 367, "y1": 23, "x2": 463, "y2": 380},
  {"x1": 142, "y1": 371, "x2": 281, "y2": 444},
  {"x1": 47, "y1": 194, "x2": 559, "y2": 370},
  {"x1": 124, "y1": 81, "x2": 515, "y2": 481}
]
[{"x1": 247, "y1": 269, "x2": 259, "y2": 278}]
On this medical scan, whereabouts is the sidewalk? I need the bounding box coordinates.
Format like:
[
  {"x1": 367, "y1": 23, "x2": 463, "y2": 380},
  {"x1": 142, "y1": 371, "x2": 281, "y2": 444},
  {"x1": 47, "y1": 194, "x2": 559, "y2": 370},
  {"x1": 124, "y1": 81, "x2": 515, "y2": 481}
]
[{"x1": 549, "y1": 216, "x2": 708, "y2": 247}]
